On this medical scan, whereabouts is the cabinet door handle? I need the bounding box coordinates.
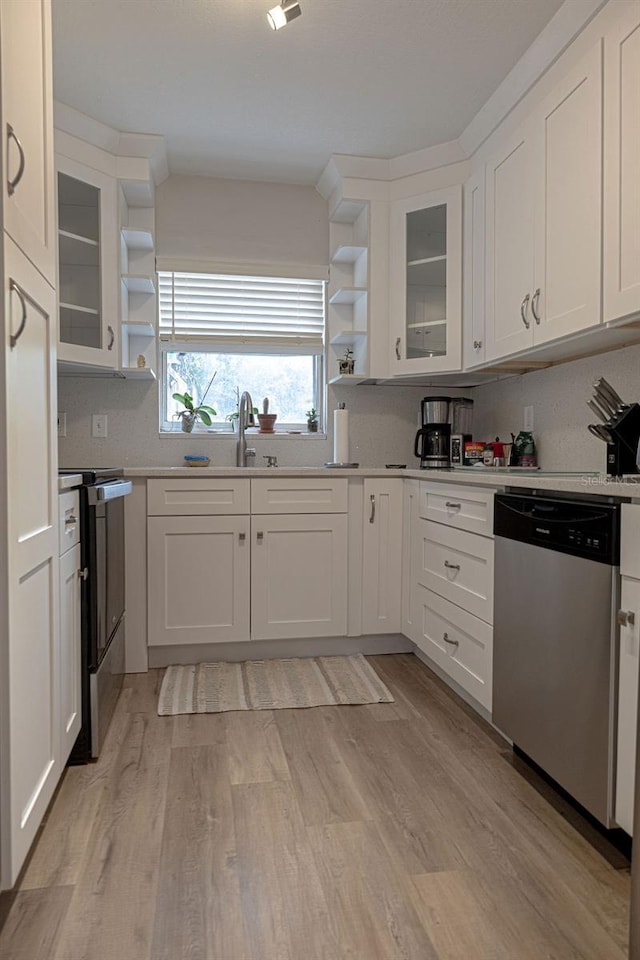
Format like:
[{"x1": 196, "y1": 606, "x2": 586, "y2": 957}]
[
  {"x1": 473, "y1": 340, "x2": 482, "y2": 350},
  {"x1": 445, "y1": 501, "x2": 461, "y2": 509},
  {"x1": 239, "y1": 532, "x2": 246, "y2": 542},
  {"x1": 9, "y1": 279, "x2": 28, "y2": 348},
  {"x1": 531, "y1": 288, "x2": 541, "y2": 325},
  {"x1": 256, "y1": 531, "x2": 264, "y2": 542},
  {"x1": 369, "y1": 494, "x2": 376, "y2": 524},
  {"x1": 443, "y1": 632, "x2": 459, "y2": 648},
  {"x1": 444, "y1": 560, "x2": 460, "y2": 571},
  {"x1": 395, "y1": 337, "x2": 401, "y2": 360},
  {"x1": 520, "y1": 293, "x2": 531, "y2": 330},
  {"x1": 6, "y1": 124, "x2": 26, "y2": 196},
  {"x1": 107, "y1": 325, "x2": 115, "y2": 350},
  {"x1": 617, "y1": 610, "x2": 636, "y2": 628}
]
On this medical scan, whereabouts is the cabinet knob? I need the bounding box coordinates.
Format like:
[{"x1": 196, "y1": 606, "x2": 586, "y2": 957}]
[
  {"x1": 239, "y1": 532, "x2": 246, "y2": 542},
  {"x1": 257, "y1": 531, "x2": 264, "y2": 542},
  {"x1": 473, "y1": 340, "x2": 482, "y2": 350},
  {"x1": 618, "y1": 610, "x2": 636, "y2": 628}
]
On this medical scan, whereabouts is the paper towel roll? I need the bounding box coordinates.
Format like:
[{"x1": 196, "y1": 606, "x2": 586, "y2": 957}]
[{"x1": 333, "y1": 407, "x2": 349, "y2": 464}]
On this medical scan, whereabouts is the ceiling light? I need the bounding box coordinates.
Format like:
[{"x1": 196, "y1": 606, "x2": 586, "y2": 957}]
[{"x1": 267, "y1": 0, "x2": 302, "y2": 30}]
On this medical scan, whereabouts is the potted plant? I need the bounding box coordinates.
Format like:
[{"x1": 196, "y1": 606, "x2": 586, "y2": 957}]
[
  {"x1": 306, "y1": 408, "x2": 319, "y2": 432},
  {"x1": 338, "y1": 347, "x2": 355, "y2": 375},
  {"x1": 173, "y1": 372, "x2": 217, "y2": 433}
]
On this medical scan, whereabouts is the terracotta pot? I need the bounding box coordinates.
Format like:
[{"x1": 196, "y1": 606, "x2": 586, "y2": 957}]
[{"x1": 257, "y1": 413, "x2": 277, "y2": 434}]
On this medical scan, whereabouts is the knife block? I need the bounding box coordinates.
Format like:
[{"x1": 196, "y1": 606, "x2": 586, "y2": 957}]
[{"x1": 606, "y1": 403, "x2": 640, "y2": 476}]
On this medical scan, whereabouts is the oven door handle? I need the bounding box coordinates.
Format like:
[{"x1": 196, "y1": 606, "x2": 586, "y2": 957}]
[{"x1": 90, "y1": 480, "x2": 132, "y2": 503}]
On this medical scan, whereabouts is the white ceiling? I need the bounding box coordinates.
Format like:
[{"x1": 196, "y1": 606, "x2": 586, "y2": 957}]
[{"x1": 52, "y1": 0, "x2": 565, "y2": 186}]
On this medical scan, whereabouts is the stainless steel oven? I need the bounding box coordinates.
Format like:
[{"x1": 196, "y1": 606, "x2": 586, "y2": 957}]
[{"x1": 60, "y1": 469, "x2": 131, "y2": 761}]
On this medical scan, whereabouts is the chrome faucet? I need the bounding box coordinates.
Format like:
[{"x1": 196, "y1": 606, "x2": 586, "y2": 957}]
[{"x1": 236, "y1": 390, "x2": 256, "y2": 467}]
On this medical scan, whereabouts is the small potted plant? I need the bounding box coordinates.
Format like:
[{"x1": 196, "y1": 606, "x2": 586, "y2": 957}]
[
  {"x1": 338, "y1": 347, "x2": 355, "y2": 375},
  {"x1": 306, "y1": 408, "x2": 319, "y2": 432},
  {"x1": 173, "y1": 372, "x2": 217, "y2": 433}
]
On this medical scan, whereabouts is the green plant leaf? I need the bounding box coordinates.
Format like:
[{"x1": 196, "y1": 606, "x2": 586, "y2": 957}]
[
  {"x1": 198, "y1": 410, "x2": 212, "y2": 426},
  {"x1": 199, "y1": 405, "x2": 217, "y2": 415}
]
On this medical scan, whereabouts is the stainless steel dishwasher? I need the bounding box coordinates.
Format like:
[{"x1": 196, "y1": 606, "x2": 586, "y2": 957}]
[{"x1": 493, "y1": 491, "x2": 621, "y2": 827}]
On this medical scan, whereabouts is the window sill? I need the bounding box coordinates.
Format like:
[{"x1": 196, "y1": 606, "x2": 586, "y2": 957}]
[{"x1": 159, "y1": 429, "x2": 327, "y2": 440}]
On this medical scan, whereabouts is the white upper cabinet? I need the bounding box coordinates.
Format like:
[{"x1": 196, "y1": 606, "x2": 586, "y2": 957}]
[
  {"x1": 389, "y1": 185, "x2": 462, "y2": 374},
  {"x1": 532, "y1": 42, "x2": 602, "y2": 344},
  {"x1": 604, "y1": 3, "x2": 640, "y2": 324},
  {"x1": 0, "y1": 0, "x2": 56, "y2": 286},
  {"x1": 484, "y1": 123, "x2": 537, "y2": 361},
  {"x1": 484, "y1": 44, "x2": 602, "y2": 363},
  {"x1": 56, "y1": 154, "x2": 118, "y2": 368}
]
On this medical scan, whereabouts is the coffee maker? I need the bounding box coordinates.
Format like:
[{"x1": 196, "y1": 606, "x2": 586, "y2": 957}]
[{"x1": 414, "y1": 397, "x2": 451, "y2": 469}]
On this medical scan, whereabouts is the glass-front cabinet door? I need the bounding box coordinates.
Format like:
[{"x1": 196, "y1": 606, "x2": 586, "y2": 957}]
[
  {"x1": 389, "y1": 185, "x2": 462, "y2": 374},
  {"x1": 56, "y1": 155, "x2": 118, "y2": 368}
]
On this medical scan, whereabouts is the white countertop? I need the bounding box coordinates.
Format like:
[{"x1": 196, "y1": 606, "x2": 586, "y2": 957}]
[
  {"x1": 120, "y1": 465, "x2": 640, "y2": 500},
  {"x1": 58, "y1": 473, "x2": 83, "y2": 491}
]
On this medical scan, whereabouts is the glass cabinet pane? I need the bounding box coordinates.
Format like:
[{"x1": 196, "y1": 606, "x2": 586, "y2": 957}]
[
  {"x1": 405, "y1": 203, "x2": 447, "y2": 359},
  {"x1": 58, "y1": 173, "x2": 102, "y2": 348}
]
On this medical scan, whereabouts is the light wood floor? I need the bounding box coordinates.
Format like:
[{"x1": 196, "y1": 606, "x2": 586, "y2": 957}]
[{"x1": 0, "y1": 653, "x2": 631, "y2": 960}]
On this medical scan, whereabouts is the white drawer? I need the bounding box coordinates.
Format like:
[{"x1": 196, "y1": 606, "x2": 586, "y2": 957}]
[
  {"x1": 621, "y1": 504, "x2": 640, "y2": 579},
  {"x1": 414, "y1": 584, "x2": 493, "y2": 711},
  {"x1": 147, "y1": 478, "x2": 250, "y2": 516},
  {"x1": 416, "y1": 519, "x2": 494, "y2": 623},
  {"x1": 58, "y1": 489, "x2": 80, "y2": 555},
  {"x1": 419, "y1": 481, "x2": 495, "y2": 537},
  {"x1": 251, "y1": 477, "x2": 348, "y2": 514}
]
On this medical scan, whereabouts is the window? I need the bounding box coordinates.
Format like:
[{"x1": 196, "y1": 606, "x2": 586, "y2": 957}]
[{"x1": 158, "y1": 271, "x2": 325, "y2": 432}]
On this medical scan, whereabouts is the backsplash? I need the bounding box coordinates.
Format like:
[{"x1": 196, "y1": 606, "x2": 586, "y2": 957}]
[
  {"x1": 471, "y1": 343, "x2": 640, "y2": 472},
  {"x1": 57, "y1": 378, "x2": 449, "y2": 468}
]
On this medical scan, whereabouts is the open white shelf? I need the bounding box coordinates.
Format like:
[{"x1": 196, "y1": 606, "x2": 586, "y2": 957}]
[
  {"x1": 330, "y1": 244, "x2": 367, "y2": 264},
  {"x1": 121, "y1": 366, "x2": 156, "y2": 380},
  {"x1": 121, "y1": 227, "x2": 154, "y2": 252},
  {"x1": 329, "y1": 286, "x2": 367, "y2": 305},
  {"x1": 122, "y1": 273, "x2": 156, "y2": 294},
  {"x1": 328, "y1": 373, "x2": 367, "y2": 385},
  {"x1": 330, "y1": 330, "x2": 367, "y2": 346},
  {"x1": 122, "y1": 319, "x2": 155, "y2": 336}
]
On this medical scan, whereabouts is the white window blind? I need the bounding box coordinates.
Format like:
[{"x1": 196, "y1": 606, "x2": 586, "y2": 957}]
[{"x1": 158, "y1": 271, "x2": 325, "y2": 350}]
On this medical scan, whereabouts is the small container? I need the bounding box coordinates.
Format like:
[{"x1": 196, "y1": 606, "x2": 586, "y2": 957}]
[
  {"x1": 184, "y1": 455, "x2": 211, "y2": 468},
  {"x1": 464, "y1": 441, "x2": 485, "y2": 466}
]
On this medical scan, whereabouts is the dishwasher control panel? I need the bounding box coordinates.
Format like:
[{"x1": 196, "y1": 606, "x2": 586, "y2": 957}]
[{"x1": 494, "y1": 492, "x2": 620, "y2": 565}]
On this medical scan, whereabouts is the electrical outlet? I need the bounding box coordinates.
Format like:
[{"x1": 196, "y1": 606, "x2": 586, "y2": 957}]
[
  {"x1": 524, "y1": 405, "x2": 534, "y2": 431},
  {"x1": 57, "y1": 412, "x2": 67, "y2": 438},
  {"x1": 92, "y1": 414, "x2": 108, "y2": 438}
]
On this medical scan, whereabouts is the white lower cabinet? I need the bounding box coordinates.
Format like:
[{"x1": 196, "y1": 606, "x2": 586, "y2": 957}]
[
  {"x1": 410, "y1": 482, "x2": 495, "y2": 711},
  {"x1": 148, "y1": 514, "x2": 251, "y2": 645},
  {"x1": 413, "y1": 585, "x2": 493, "y2": 711},
  {"x1": 402, "y1": 479, "x2": 420, "y2": 642},
  {"x1": 251, "y1": 513, "x2": 348, "y2": 640},
  {"x1": 361, "y1": 479, "x2": 403, "y2": 635},
  {"x1": 616, "y1": 576, "x2": 640, "y2": 836}
]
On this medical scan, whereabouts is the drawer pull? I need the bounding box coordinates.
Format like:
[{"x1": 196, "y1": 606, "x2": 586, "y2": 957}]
[
  {"x1": 65, "y1": 515, "x2": 78, "y2": 526},
  {"x1": 369, "y1": 494, "x2": 376, "y2": 524},
  {"x1": 618, "y1": 610, "x2": 636, "y2": 628},
  {"x1": 443, "y1": 632, "x2": 459, "y2": 648},
  {"x1": 445, "y1": 501, "x2": 461, "y2": 509},
  {"x1": 444, "y1": 560, "x2": 460, "y2": 571}
]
